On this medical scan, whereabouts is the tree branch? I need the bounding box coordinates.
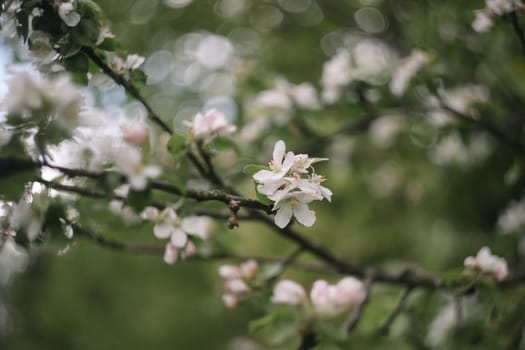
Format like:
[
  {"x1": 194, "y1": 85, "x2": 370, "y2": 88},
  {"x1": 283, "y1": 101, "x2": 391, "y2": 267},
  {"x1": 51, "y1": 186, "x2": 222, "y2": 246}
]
[{"x1": 81, "y1": 47, "x2": 173, "y2": 135}]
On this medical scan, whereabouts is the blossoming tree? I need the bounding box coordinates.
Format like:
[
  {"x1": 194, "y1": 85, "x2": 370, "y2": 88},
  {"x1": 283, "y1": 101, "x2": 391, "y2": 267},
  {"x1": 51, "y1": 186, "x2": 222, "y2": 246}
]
[{"x1": 1, "y1": 0, "x2": 525, "y2": 349}]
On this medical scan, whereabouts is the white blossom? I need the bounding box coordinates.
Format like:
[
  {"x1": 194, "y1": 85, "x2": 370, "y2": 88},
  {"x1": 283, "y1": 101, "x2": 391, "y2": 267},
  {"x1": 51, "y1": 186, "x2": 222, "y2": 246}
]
[
  {"x1": 498, "y1": 199, "x2": 525, "y2": 234},
  {"x1": 253, "y1": 140, "x2": 331, "y2": 228},
  {"x1": 321, "y1": 40, "x2": 393, "y2": 103},
  {"x1": 464, "y1": 246, "x2": 509, "y2": 281},
  {"x1": 57, "y1": 1, "x2": 81, "y2": 27},
  {"x1": 0, "y1": 1, "x2": 20, "y2": 38},
  {"x1": 8, "y1": 198, "x2": 44, "y2": 241},
  {"x1": 0, "y1": 128, "x2": 12, "y2": 149},
  {"x1": 0, "y1": 238, "x2": 28, "y2": 286},
  {"x1": 271, "y1": 280, "x2": 307, "y2": 305},
  {"x1": 390, "y1": 50, "x2": 428, "y2": 97},
  {"x1": 310, "y1": 277, "x2": 366, "y2": 317},
  {"x1": 271, "y1": 276, "x2": 365, "y2": 317},
  {"x1": 3, "y1": 70, "x2": 84, "y2": 134},
  {"x1": 141, "y1": 207, "x2": 211, "y2": 264},
  {"x1": 187, "y1": 109, "x2": 236, "y2": 143},
  {"x1": 28, "y1": 31, "x2": 59, "y2": 65},
  {"x1": 321, "y1": 51, "x2": 354, "y2": 104},
  {"x1": 120, "y1": 119, "x2": 150, "y2": 147},
  {"x1": 472, "y1": 10, "x2": 493, "y2": 33},
  {"x1": 218, "y1": 260, "x2": 259, "y2": 308}
]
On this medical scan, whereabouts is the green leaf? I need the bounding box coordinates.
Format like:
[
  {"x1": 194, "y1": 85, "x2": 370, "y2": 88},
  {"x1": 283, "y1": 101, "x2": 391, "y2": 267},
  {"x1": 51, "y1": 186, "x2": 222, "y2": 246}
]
[
  {"x1": 0, "y1": 169, "x2": 34, "y2": 201},
  {"x1": 98, "y1": 37, "x2": 119, "y2": 51},
  {"x1": 249, "y1": 314, "x2": 278, "y2": 334},
  {"x1": 127, "y1": 188, "x2": 151, "y2": 212},
  {"x1": 208, "y1": 136, "x2": 241, "y2": 155},
  {"x1": 42, "y1": 202, "x2": 67, "y2": 238},
  {"x1": 167, "y1": 133, "x2": 187, "y2": 158},
  {"x1": 64, "y1": 53, "x2": 89, "y2": 74},
  {"x1": 70, "y1": 17, "x2": 100, "y2": 46},
  {"x1": 243, "y1": 164, "x2": 269, "y2": 175},
  {"x1": 256, "y1": 187, "x2": 273, "y2": 206},
  {"x1": 129, "y1": 69, "x2": 147, "y2": 88}
]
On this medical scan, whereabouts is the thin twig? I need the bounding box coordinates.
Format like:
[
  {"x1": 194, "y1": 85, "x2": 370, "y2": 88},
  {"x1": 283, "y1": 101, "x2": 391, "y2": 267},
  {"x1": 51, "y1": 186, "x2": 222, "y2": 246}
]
[
  {"x1": 377, "y1": 286, "x2": 414, "y2": 336},
  {"x1": 81, "y1": 47, "x2": 173, "y2": 134}
]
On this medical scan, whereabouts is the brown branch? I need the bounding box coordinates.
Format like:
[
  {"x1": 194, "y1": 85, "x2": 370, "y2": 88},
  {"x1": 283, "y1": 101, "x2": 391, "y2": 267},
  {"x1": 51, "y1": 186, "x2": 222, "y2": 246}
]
[
  {"x1": 510, "y1": 9, "x2": 525, "y2": 59},
  {"x1": 81, "y1": 47, "x2": 173, "y2": 135},
  {"x1": 434, "y1": 95, "x2": 525, "y2": 154}
]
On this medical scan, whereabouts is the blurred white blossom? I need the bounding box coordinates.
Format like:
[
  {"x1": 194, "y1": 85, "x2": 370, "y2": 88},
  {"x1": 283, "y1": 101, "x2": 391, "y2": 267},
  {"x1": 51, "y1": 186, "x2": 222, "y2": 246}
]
[
  {"x1": 497, "y1": 199, "x2": 525, "y2": 234},
  {"x1": 272, "y1": 277, "x2": 365, "y2": 317},
  {"x1": 218, "y1": 260, "x2": 259, "y2": 308},
  {"x1": 464, "y1": 246, "x2": 509, "y2": 281},
  {"x1": 186, "y1": 108, "x2": 236, "y2": 143},
  {"x1": 56, "y1": 0, "x2": 81, "y2": 27},
  {"x1": 390, "y1": 50, "x2": 428, "y2": 97}
]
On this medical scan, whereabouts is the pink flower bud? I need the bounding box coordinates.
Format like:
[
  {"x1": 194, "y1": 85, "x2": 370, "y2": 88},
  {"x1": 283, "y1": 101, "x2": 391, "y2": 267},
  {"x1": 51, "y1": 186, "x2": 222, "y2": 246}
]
[
  {"x1": 240, "y1": 260, "x2": 258, "y2": 280},
  {"x1": 163, "y1": 243, "x2": 178, "y2": 265},
  {"x1": 226, "y1": 278, "x2": 250, "y2": 294},
  {"x1": 219, "y1": 265, "x2": 241, "y2": 280},
  {"x1": 121, "y1": 121, "x2": 149, "y2": 147},
  {"x1": 271, "y1": 280, "x2": 306, "y2": 305},
  {"x1": 222, "y1": 293, "x2": 239, "y2": 309}
]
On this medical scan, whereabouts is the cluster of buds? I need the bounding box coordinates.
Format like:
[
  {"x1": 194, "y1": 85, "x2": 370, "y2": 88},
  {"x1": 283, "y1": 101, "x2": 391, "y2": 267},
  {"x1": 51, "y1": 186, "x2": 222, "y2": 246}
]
[
  {"x1": 218, "y1": 260, "x2": 259, "y2": 309},
  {"x1": 464, "y1": 246, "x2": 509, "y2": 281},
  {"x1": 253, "y1": 140, "x2": 332, "y2": 228},
  {"x1": 141, "y1": 207, "x2": 211, "y2": 264},
  {"x1": 272, "y1": 277, "x2": 366, "y2": 318}
]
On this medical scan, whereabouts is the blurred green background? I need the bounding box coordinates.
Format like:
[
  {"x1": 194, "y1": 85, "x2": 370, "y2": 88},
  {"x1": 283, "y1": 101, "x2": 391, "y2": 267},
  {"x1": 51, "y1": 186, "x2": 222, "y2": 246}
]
[{"x1": 3, "y1": 0, "x2": 525, "y2": 349}]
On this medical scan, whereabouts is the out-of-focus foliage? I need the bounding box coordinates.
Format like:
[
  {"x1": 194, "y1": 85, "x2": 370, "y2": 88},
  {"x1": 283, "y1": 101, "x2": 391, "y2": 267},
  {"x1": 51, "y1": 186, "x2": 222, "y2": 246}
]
[{"x1": 2, "y1": 0, "x2": 525, "y2": 349}]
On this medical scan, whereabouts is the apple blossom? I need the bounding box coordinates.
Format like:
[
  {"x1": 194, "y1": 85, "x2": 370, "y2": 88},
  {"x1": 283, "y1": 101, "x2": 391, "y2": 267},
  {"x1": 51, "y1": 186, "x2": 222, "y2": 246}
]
[
  {"x1": 186, "y1": 109, "x2": 236, "y2": 143},
  {"x1": 464, "y1": 246, "x2": 509, "y2": 281},
  {"x1": 56, "y1": 1, "x2": 81, "y2": 27},
  {"x1": 390, "y1": 50, "x2": 428, "y2": 97},
  {"x1": 271, "y1": 277, "x2": 365, "y2": 317},
  {"x1": 253, "y1": 140, "x2": 331, "y2": 228},
  {"x1": 497, "y1": 199, "x2": 525, "y2": 234},
  {"x1": 271, "y1": 280, "x2": 307, "y2": 305},
  {"x1": 0, "y1": 238, "x2": 28, "y2": 286},
  {"x1": 141, "y1": 207, "x2": 211, "y2": 264},
  {"x1": 218, "y1": 260, "x2": 259, "y2": 308},
  {"x1": 310, "y1": 277, "x2": 366, "y2": 317},
  {"x1": 472, "y1": 10, "x2": 493, "y2": 33},
  {"x1": 121, "y1": 119, "x2": 150, "y2": 147}
]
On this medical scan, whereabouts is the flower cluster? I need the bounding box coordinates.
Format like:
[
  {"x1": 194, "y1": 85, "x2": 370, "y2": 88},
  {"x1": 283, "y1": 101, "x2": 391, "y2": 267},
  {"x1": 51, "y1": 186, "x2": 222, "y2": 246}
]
[
  {"x1": 464, "y1": 246, "x2": 509, "y2": 281},
  {"x1": 218, "y1": 260, "x2": 258, "y2": 309},
  {"x1": 253, "y1": 140, "x2": 332, "y2": 228},
  {"x1": 320, "y1": 40, "x2": 392, "y2": 103},
  {"x1": 3, "y1": 70, "x2": 84, "y2": 136},
  {"x1": 472, "y1": 0, "x2": 521, "y2": 33},
  {"x1": 272, "y1": 277, "x2": 366, "y2": 318},
  {"x1": 253, "y1": 78, "x2": 321, "y2": 114},
  {"x1": 390, "y1": 50, "x2": 429, "y2": 97},
  {"x1": 186, "y1": 109, "x2": 236, "y2": 144},
  {"x1": 141, "y1": 207, "x2": 211, "y2": 264}
]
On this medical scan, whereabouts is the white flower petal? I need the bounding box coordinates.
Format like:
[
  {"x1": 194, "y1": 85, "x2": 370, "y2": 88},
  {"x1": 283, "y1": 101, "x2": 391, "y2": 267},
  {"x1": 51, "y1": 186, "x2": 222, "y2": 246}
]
[
  {"x1": 293, "y1": 203, "x2": 316, "y2": 227},
  {"x1": 170, "y1": 229, "x2": 188, "y2": 248},
  {"x1": 153, "y1": 223, "x2": 173, "y2": 239},
  {"x1": 274, "y1": 203, "x2": 293, "y2": 228}
]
